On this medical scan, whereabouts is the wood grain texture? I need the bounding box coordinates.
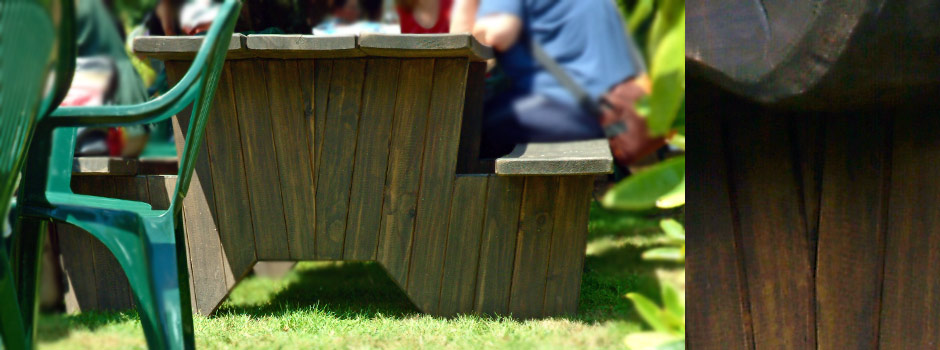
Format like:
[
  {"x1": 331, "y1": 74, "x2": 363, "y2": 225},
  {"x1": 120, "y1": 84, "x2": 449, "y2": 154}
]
[
  {"x1": 725, "y1": 111, "x2": 815, "y2": 350},
  {"x1": 231, "y1": 59, "x2": 291, "y2": 260},
  {"x1": 89, "y1": 177, "x2": 137, "y2": 310},
  {"x1": 358, "y1": 34, "x2": 493, "y2": 61},
  {"x1": 438, "y1": 175, "x2": 488, "y2": 316},
  {"x1": 58, "y1": 177, "x2": 102, "y2": 312},
  {"x1": 508, "y1": 176, "x2": 559, "y2": 319},
  {"x1": 266, "y1": 60, "x2": 317, "y2": 260},
  {"x1": 133, "y1": 34, "x2": 248, "y2": 60},
  {"x1": 456, "y1": 62, "x2": 487, "y2": 174},
  {"x1": 376, "y1": 59, "x2": 435, "y2": 287},
  {"x1": 343, "y1": 59, "x2": 400, "y2": 260},
  {"x1": 880, "y1": 112, "x2": 940, "y2": 349},
  {"x1": 147, "y1": 175, "x2": 197, "y2": 311},
  {"x1": 167, "y1": 61, "x2": 230, "y2": 315},
  {"x1": 314, "y1": 59, "x2": 366, "y2": 260},
  {"x1": 474, "y1": 175, "x2": 524, "y2": 315},
  {"x1": 816, "y1": 113, "x2": 890, "y2": 350},
  {"x1": 495, "y1": 139, "x2": 613, "y2": 175},
  {"x1": 685, "y1": 93, "x2": 752, "y2": 350},
  {"x1": 294, "y1": 59, "x2": 332, "y2": 259},
  {"x1": 542, "y1": 175, "x2": 593, "y2": 315},
  {"x1": 72, "y1": 157, "x2": 138, "y2": 176},
  {"x1": 246, "y1": 35, "x2": 362, "y2": 58},
  {"x1": 406, "y1": 58, "x2": 470, "y2": 313},
  {"x1": 196, "y1": 63, "x2": 256, "y2": 287}
]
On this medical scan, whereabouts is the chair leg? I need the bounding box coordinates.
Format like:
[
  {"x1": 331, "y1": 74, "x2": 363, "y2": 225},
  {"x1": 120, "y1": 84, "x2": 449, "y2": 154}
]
[
  {"x1": 0, "y1": 246, "x2": 27, "y2": 350},
  {"x1": 119, "y1": 214, "x2": 195, "y2": 350},
  {"x1": 10, "y1": 216, "x2": 48, "y2": 349}
]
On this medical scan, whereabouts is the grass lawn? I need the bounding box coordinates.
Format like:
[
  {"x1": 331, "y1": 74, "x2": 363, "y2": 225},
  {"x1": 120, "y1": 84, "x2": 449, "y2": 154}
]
[{"x1": 36, "y1": 203, "x2": 683, "y2": 349}]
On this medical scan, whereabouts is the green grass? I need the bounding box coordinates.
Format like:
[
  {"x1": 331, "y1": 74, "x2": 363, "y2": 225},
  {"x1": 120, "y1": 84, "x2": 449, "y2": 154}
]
[{"x1": 36, "y1": 202, "x2": 683, "y2": 349}]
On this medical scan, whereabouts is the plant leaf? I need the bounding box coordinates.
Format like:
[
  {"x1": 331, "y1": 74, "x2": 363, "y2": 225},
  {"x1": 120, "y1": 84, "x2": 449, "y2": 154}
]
[
  {"x1": 659, "y1": 219, "x2": 685, "y2": 241},
  {"x1": 656, "y1": 177, "x2": 685, "y2": 209},
  {"x1": 642, "y1": 247, "x2": 683, "y2": 262},
  {"x1": 661, "y1": 283, "x2": 684, "y2": 321},
  {"x1": 627, "y1": 293, "x2": 671, "y2": 333},
  {"x1": 624, "y1": 332, "x2": 680, "y2": 350},
  {"x1": 647, "y1": 11, "x2": 685, "y2": 135},
  {"x1": 603, "y1": 156, "x2": 685, "y2": 210}
]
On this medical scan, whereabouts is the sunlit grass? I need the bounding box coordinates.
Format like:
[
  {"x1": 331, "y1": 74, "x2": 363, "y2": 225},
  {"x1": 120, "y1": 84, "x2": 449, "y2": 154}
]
[{"x1": 37, "y1": 203, "x2": 681, "y2": 349}]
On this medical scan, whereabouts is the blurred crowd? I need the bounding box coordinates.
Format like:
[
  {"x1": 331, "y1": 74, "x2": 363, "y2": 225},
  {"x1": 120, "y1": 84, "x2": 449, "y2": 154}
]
[{"x1": 73, "y1": 0, "x2": 652, "y2": 168}]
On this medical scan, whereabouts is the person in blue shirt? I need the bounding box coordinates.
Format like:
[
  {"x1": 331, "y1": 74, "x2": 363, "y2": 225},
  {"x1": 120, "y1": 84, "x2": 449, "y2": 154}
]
[{"x1": 470, "y1": 0, "x2": 646, "y2": 156}]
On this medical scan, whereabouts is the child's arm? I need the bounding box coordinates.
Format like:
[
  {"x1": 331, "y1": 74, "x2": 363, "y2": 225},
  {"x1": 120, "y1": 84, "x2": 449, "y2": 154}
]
[
  {"x1": 450, "y1": 0, "x2": 479, "y2": 33},
  {"x1": 471, "y1": 13, "x2": 521, "y2": 51}
]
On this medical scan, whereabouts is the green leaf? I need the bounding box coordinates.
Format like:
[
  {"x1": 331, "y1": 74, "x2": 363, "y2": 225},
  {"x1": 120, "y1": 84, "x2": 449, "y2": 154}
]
[
  {"x1": 647, "y1": 11, "x2": 685, "y2": 135},
  {"x1": 626, "y1": 293, "x2": 671, "y2": 333},
  {"x1": 656, "y1": 176, "x2": 685, "y2": 209},
  {"x1": 603, "y1": 156, "x2": 685, "y2": 210},
  {"x1": 659, "y1": 219, "x2": 685, "y2": 241},
  {"x1": 642, "y1": 247, "x2": 683, "y2": 262},
  {"x1": 661, "y1": 283, "x2": 684, "y2": 322},
  {"x1": 624, "y1": 332, "x2": 680, "y2": 350},
  {"x1": 657, "y1": 339, "x2": 686, "y2": 350},
  {"x1": 628, "y1": 0, "x2": 655, "y2": 34}
]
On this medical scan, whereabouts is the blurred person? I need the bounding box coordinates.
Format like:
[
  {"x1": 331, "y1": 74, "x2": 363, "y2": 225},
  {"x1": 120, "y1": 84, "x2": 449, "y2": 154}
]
[
  {"x1": 314, "y1": 0, "x2": 399, "y2": 34},
  {"x1": 449, "y1": 0, "x2": 477, "y2": 33},
  {"x1": 471, "y1": 0, "x2": 651, "y2": 160},
  {"x1": 396, "y1": 0, "x2": 452, "y2": 33}
]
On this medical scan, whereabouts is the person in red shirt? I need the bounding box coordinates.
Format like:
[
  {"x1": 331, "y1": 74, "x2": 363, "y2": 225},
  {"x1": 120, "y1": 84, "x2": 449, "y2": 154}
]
[{"x1": 397, "y1": 0, "x2": 453, "y2": 34}]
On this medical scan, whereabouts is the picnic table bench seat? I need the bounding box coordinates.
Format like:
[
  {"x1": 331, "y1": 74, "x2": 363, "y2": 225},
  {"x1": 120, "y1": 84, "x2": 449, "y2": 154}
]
[{"x1": 59, "y1": 34, "x2": 611, "y2": 319}]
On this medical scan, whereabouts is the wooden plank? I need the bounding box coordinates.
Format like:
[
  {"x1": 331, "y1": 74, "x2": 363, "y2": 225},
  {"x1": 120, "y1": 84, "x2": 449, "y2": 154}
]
[
  {"x1": 438, "y1": 175, "x2": 489, "y2": 316},
  {"x1": 724, "y1": 111, "x2": 815, "y2": 349},
  {"x1": 197, "y1": 63, "x2": 256, "y2": 288},
  {"x1": 816, "y1": 113, "x2": 889, "y2": 350},
  {"x1": 266, "y1": 60, "x2": 317, "y2": 260},
  {"x1": 166, "y1": 60, "x2": 231, "y2": 315},
  {"x1": 474, "y1": 175, "x2": 524, "y2": 315},
  {"x1": 343, "y1": 58, "x2": 400, "y2": 260},
  {"x1": 495, "y1": 139, "x2": 614, "y2": 175},
  {"x1": 231, "y1": 59, "x2": 291, "y2": 260},
  {"x1": 791, "y1": 114, "x2": 824, "y2": 274},
  {"x1": 146, "y1": 175, "x2": 197, "y2": 311},
  {"x1": 542, "y1": 175, "x2": 593, "y2": 315},
  {"x1": 880, "y1": 112, "x2": 940, "y2": 349},
  {"x1": 508, "y1": 176, "x2": 559, "y2": 319},
  {"x1": 456, "y1": 61, "x2": 488, "y2": 174},
  {"x1": 245, "y1": 35, "x2": 363, "y2": 58},
  {"x1": 72, "y1": 157, "x2": 138, "y2": 175},
  {"x1": 58, "y1": 177, "x2": 102, "y2": 312},
  {"x1": 314, "y1": 59, "x2": 366, "y2": 260},
  {"x1": 359, "y1": 34, "x2": 493, "y2": 61},
  {"x1": 89, "y1": 177, "x2": 136, "y2": 310},
  {"x1": 376, "y1": 59, "x2": 436, "y2": 286},
  {"x1": 685, "y1": 101, "x2": 752, "y2": 350},
  {"x1": 133, "y1": 34, "x2": 248, "y2": 61},
  {"x1": 406, "y1": 58, "x2": 470, "y2": 313}
]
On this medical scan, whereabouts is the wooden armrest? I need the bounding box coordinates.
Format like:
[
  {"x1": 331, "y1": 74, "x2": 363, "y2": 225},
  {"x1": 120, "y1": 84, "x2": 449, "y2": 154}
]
[{"x1": 495, "y1": 139, "x2": 613, "y2": 175}]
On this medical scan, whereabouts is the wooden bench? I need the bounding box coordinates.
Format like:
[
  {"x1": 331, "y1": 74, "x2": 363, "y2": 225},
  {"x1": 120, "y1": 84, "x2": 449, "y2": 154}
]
[{"x1": 58, "y1": 34, "x2": 610, "y2": 318}]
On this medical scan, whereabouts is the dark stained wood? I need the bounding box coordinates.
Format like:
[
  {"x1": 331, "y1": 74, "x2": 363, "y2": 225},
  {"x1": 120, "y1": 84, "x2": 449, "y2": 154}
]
[
  {"x1": 147, "y1": 175, "x2": 197, "y2": 310},
  {"x1": 815, "y1": 113, "x2": 890, "y2": 350},
  {"x1": 246, "y1": 35, "x2": 362, "y2": 59},
  {"x1": 343, "y1": 58, "x2": 400, "y2": 260},
  {"x1": 230, "y1": 59, "x2": 291, "y2": 260},
  {"x1": 196, "y1": 63, "x2": 257, "y2": 288},
  {"x1": 879, "y1": 112, "x2": 940, "y2": 349},
  {"x1": 688, "y1": 0, "x2": 940, "y2": 108},
  {"x1": 266, "y1": 60, "x2": 317, "y2": 260},
  {"x1": 474, "y1": 175, "x2": 524, "y2": 315},
  {"x1": 58, "y1": 177, "x2": 102, "y2": 312},
  {"x1": 542, "y1": 175, "x2": 593, "y2": 315},
  {"x1": 724, "y1": 111, "x2": 815, "y2": 349},
  {"x1": 294, "y1": 59, "x2": 332, "y2": 259},
  {"x1": 508, "y1": 176, "x2": 559, "y2": 319},
  {"x1": 72, "y1": 157, "x2": 138, "y2": 175},
  {"x1": 133, "y1": 34, "x2": 248, "y2": 61},
  {"x1": 438, "y1": 175, "x2": 488, "y2": 316},
  {"x1": 90, "y1": 177, "x2": 137, "y2": 310},
  {"x1": 358, "y1": 34, "x2": 493, "y2": 61},
  {"x1": 406, "y1": 58, "x2": 470, "y2": 313},
  {"x1": 456, "y1": 62, "x2": 487, "y2": 174},
  {"x1": 314, "y1": 59, "x2": 367, "y2": 260},
  {"x1": 166, "y1": 61, "x2": 230, "y2": 315},
  {"x1": 685, "y1": 92, "x2": 752, "y2": 350},
  {"x1": 376, "y1": 59, "x2": 435, "y2": 286}
]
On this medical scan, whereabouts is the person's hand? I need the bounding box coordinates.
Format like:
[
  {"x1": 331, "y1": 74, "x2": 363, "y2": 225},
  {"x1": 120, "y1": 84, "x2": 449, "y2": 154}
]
[{"x1": 472, "y1": 14, "x2": 522, "y2": 51}]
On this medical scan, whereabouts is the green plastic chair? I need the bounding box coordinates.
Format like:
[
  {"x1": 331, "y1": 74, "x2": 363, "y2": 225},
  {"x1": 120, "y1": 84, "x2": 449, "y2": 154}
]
[
  {"x1": 10, "y1": 0, "x2": 241, "y2": 348},
  {"x1": 1, "y1": 0, "x2": 74, "y2": 348}
]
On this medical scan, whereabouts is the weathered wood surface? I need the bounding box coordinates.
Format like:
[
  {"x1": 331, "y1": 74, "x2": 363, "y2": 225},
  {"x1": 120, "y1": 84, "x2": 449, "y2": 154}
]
[
  {"x1": 689, "y1": 80, "x2": 940, "y2": 349},
  {"x1": 62, "y1": 40, "x2": 606, "y2": 318},
  {"x1": 495, "y1": 139, "x2": 613, "y2": 175},
  {"x1": 688, "y1": 0, "x2": 940, "y2": 108},
  {"x1": 137, "y1": 34, "x2": 492, "y2": 61}
]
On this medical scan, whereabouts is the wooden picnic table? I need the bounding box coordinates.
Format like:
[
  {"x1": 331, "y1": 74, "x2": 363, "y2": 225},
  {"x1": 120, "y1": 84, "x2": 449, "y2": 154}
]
[{"x1": 56, "y1": 34, "x2": 611, "y2": 318}]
